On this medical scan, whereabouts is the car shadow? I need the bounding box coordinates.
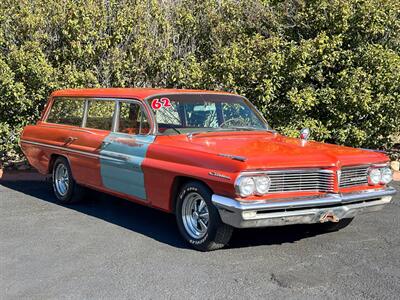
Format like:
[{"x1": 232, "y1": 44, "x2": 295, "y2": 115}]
[
  {"x1": 1, "y1": 180, "x2": 327, "y2": 250},
  {"x1": 229, "y1": 224, "x2": 322, "y2": 249}
]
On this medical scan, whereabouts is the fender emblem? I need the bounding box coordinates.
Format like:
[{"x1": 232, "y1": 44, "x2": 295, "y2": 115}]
[
  {"x1": 208, "y1": 172, "x2": 231, "y2": 180},
  {"x1": 218, "y1": 153, "x2": 246, "y2": 162}
]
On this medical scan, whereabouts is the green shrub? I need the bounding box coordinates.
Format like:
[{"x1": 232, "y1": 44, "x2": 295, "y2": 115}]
[
  {"x1": 0, "y1": 0, "x2": 399, "y2": 164},
  {"x1": 0, "y1": 123, "x2": 22, "y2": 165}
]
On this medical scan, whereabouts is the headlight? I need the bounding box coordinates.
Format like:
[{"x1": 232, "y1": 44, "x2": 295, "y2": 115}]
[
  {"x1": 380, "y1": 167, "x2": 393, "y2": 184},
  {"x1": 368, "y1": 168, "x2": 382, "y2": 185},
  {"x1": 236, "y1": 176, "x2": 255, "y2": 197},
  {"x1": 235, "y1": 174, "x2": 271, "y2": 197},
  {"x1": 254, "y1": 176, "x2": 271, "y2": 195}
]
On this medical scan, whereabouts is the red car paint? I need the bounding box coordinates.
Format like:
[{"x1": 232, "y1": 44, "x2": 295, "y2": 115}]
[{"x1": 21, "y1": 88, "x2": 389, "y2": 213}]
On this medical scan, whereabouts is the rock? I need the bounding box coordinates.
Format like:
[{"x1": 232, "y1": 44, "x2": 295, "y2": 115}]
[{"x1": 391, "y1": 161, "x2": 400, "y2": 171}]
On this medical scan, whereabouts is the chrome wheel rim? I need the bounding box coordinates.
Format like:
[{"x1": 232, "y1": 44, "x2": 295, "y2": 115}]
[
  {"x1": 181, "y1": 192, "x2": 210, "y2": 239},
  {"x1": 54, "y1": 163, "x2": 69, "y2": 196}
]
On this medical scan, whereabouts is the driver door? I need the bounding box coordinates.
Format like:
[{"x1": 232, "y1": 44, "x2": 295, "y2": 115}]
[{"x1": 99, "y1": 100, "x2": 155, "y2": 201}]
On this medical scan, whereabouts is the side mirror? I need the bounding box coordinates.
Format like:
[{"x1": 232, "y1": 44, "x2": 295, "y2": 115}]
[{"x1": 300, "y1": 128, "x2": 310, "y2": 140}]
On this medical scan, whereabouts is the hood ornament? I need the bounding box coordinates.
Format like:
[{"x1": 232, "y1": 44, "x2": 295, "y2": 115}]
[
  {"x1": 299, "y1": 128, "x2": 310, "y2": 146},
  {"x1": 300, "y1": 128, "x2": 310, "y2": 140}
]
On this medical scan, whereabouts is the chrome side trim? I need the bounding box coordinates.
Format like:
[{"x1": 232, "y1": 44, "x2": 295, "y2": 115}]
[
  {"x1": 20, "y1": 139, "x2": 123, "y2": 163},
  {"x1": 208, "y1": 171, "x2": 231, "y2": 180},
  {"x1": 212, "y1": 187, "x2": 397, "y2": 228},
  {"x1": 20, "y1": 139, "x2": 98, "y2": 157}
]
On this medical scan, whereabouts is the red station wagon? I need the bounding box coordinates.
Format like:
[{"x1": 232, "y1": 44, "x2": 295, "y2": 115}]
[{"x1": 20, "y1": 88, "x2": 396, "y2": 251}]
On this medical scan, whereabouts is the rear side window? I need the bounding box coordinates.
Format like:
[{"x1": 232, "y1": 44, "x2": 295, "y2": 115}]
[
  {"x1": 46, "y1": 98, "x2": 84, "y2": 126},
  {"x1": 85, "y1": 100, "x2": 115, "y2": 131}
]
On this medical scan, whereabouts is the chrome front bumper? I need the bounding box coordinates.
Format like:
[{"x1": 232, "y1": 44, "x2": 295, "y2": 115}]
[{"x1": 211, "y1": 187, "x2": 397, "y2": 228}]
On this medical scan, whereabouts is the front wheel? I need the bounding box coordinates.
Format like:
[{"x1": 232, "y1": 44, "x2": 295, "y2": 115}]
[{"x1": 176, "y1": 182, "x2": 233, "y2": 251}]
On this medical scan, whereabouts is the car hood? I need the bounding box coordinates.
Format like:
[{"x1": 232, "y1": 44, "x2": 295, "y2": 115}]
[{"x1": 160, "y1": 131, "x2": 388, "y2": 170}]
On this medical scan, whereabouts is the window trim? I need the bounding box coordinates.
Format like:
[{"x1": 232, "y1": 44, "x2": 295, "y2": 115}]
[
  {"x1": 83, "y1": 98, "x2": 118, "y2": 132},
  {"x1": 81, "y1": 100, "x2": 89, "y2": 127},
  {"x1": 44, "y1": 97, "x2": 86, "y2": 127},
  {"x1": 44, "y1": 96, "x2": 155, "y2": 135},
  {"x1": 114, "y1": 99, "x2": 152, "y2": 136}
]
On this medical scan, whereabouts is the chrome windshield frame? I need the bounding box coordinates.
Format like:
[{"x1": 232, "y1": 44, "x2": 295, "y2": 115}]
[{"x1": 143, "y1": 92, "x2": 272, "y2": 135}]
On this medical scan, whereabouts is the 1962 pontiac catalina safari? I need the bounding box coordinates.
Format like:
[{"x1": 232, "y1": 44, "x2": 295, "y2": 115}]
[{"x1": 20, "y1": 88, "x2": 396, "y2": 251}]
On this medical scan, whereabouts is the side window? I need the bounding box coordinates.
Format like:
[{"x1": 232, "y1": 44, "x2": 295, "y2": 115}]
[
  {"x1": 85, "y1": 100, "x2": 115, "y2": 131},
  {"x1": 46, "y1": 98, "x2": 84, "y2": 126},
  {"x1": 118, "y1": 102, "x2": 150, "y2": 135}
]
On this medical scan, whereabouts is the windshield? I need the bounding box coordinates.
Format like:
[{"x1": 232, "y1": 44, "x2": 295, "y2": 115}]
[{"x1": 147, "y1": 93, "x2": 270, "y2": 135}]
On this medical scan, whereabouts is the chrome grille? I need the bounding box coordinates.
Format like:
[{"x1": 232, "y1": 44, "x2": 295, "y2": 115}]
[
  {"x1": 340, "y1": 166, "x2": 368, "y2": 188},
  {"x1": 268, "y1": 170, "x2": 334, "y2": 193}
]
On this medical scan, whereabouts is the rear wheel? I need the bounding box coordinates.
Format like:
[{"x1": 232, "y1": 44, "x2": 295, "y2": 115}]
[
  {"x1": 176, "y1": 181, "x2": 233, "y2": 251},
  {"x1": 313, "y1": 218, "x2": 354, "y2": 233},
  {"x1": 52, "y1": 157, "x2": 86, "y2": 204}
]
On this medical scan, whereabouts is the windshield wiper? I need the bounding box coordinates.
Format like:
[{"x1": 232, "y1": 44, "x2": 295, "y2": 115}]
[
  {"x1": 187, "y1": 128, "x2": 235, "y2": 138},
  {"x1": 169, "y1": 127, "x2": 181, "y2": 134},
  {"x1": 187, "y1": 127, "x2": 275, "y2": 138},
  {"x1": 229, "y1": 126, "x2": 276, "y2": 132},
  {"x1": 227, "y1": 126, "x2": 259, "y2": 131}
]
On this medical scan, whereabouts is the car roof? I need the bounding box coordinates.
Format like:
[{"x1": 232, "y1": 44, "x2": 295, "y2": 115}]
[{"x1": 51, "y1": 88, "x2": 234, "y2": 100}]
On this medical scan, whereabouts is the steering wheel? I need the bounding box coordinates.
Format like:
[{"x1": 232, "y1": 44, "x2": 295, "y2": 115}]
[{"x1": 220, "y1": 117, "x2": 246, "y2": 127}]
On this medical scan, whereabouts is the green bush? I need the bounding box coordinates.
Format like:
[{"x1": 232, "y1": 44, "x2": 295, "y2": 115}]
[{"x1": 0, "y1": 0, "x2": 399, "y2": 164}]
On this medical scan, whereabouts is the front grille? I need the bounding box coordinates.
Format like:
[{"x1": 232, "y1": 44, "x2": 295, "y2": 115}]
[
  {"x1": 268, "y1": 170, "x2": 334, "y2": 193},
  {"x1": 340, "y1": 166, "x2": 369, "y2": 188}
]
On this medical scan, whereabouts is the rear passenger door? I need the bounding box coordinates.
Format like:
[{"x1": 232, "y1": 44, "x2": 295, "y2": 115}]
[
  {"x1": 44, "y1": 97, "x2": 110, "y2": 188},
  {"x1": 66, "y1": 98, "x2": 115, "y2": 188},
  {"x1": 69, "y1": 98, "x2": 116, "y2": 188},
  {"x1": 99, "y1": 100, "x2": 155, "y2": 201}
]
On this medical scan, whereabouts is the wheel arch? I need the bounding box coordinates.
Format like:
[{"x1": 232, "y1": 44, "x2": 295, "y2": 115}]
[
  {"x1": 169, "y1": 176, "x2": 213, "y2": 214},
  {"x1": 48, "y1": 153, "x2": 72, "y2": 174}
]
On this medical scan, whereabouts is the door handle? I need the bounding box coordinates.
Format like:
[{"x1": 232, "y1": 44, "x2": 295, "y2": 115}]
[
  {"x1": 64, "y1": 136, "x2": 78, "y2": 144},
  {"x1": 112, "y1": 154, "x2": 128, "y2": 161}
]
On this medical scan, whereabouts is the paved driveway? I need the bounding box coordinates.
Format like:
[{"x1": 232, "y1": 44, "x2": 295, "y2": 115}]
[{"x1": 1, "y1": 180, "x2": 399, "y2": 299}]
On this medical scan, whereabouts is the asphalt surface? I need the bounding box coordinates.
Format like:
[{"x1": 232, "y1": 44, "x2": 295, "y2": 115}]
[{"x1": 1, "y1": 180, "x2": 399, "y2": 299}]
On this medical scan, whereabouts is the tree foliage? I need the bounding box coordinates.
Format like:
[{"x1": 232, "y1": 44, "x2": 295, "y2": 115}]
[{"x1": 0, "y1": 0, "x2": 399, "y2": 162}]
